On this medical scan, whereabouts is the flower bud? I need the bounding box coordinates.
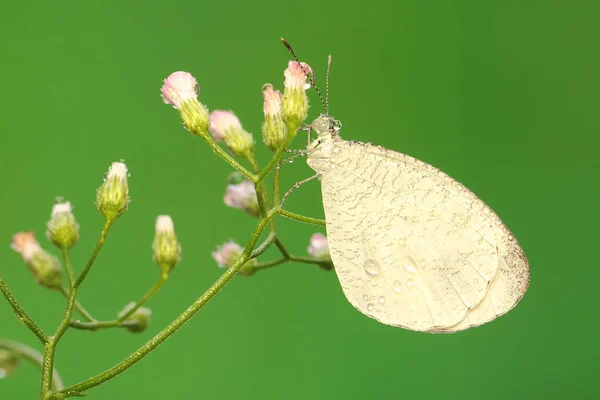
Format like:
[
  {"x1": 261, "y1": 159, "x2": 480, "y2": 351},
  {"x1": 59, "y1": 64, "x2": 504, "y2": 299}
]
[
  {"x1": 152, "y1": 215, "x2": 181, "y2": 276},
  {"x1": 282, "y1": 61, "x2": 311, "y2": 127},
  {"x1": 307, "y1": 233, "x2": 330, "y2": 260},
  {"x1": 209, "y1": 110, "x2": 254, "y2": 158},
  {"x1": 96, "y1": 162, "x2": 129, "y2": 221},
  {"x1": 212, "y1": 241, "x2": 255, "y2": 276},
  {"x1": 224, "y1": 172, "x2": 259, "y2": 217},
  {"x1": 118, "y1": 302, "x2": 151, "y2": 333},
  {"x1": 46, "y1": 201, "x2": 79, "y2": 249},
  {"x1": 11, "y1": 232, "x2": 62, "y2": 289},
  {"x1": 261, "y1": 84, "x2": 287, "y2": 152},
  {"x1": 0, "y1": 349, "x2": 20, "y2": 378},
  {"x1": 161, "y1": 71, "x2": 210, "y2": 136}
]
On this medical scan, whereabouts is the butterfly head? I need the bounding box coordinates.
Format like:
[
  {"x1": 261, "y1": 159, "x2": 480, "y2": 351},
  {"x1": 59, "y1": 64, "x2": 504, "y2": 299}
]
[{"x1": 310, "y1": 114, "x2": 342, "y2": 138}]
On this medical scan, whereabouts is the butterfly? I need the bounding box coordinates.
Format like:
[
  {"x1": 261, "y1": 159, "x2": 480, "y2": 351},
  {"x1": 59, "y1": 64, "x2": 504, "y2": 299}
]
[{"x1": 306, "y1": 114, "x2": 530, "y2": 332}]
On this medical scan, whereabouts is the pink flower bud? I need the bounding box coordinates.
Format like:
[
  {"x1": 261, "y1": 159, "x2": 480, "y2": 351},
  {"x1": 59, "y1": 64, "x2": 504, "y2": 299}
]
[
  {"x1": 212, "y1": 241, "x2": 243, "y2": 268},
  {"x1": 262, "y1": 84, "x2": 283, "y2": 117},
  {"x1": 11, "y1": 232, "x2": 62, "y2": 288},
  {"x1": 224, "y1": 180, "x2": 259, "y2": 217},
  {"x1": 307, "y1": 233, "x2": 330, "y2": 259},
  {"x1": 209, "y1": 110, "x2": 254, "y2": 157},
  {"x1": 209, "y1": 110, "x2": 243, "y2": 142},
  {"x1": 11, "y1": 232, "x2": 41, "y2": 263},
  {"x1": 284, "y1": 61, "x2": 313, "y2": 92},
  {"x1": 161, "y1": 71, "x2": 199, "y2": 109}
]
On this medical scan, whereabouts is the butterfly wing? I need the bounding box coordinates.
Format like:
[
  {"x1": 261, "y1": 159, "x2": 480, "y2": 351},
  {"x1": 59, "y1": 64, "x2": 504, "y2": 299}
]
[{"x1": 319, "y1": 139, "x2": 529, "y2": 332}]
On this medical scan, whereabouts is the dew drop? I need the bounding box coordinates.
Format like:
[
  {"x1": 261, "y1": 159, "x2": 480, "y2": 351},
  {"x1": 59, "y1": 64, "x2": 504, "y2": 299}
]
[
  {"x1": 399, "y1": 238, "x2": 406, "y2": 246},
  {"x1": 407, "y1": 278, "x2": 415, "y2": 287},
  {"x1": 405, "y1": 265, "x2": 417, "y2": 273},
  {"x1": 363, "y1": 259, "x2": 380, "y2": 276},
  {"x1": 367, "y1": 303, "x2": 375, "y2": 311},
  {"x1": 362, "y1": 294, "x2": 369, "y2": 301},
  {"x1": 378, "y1": 296, "x2": 386, "y2": 304},
  {"x1": 392, "y1": 280, "x2": 403, "y2": 293},
  {"x1": 370, "y1": 246, "x2": 376, "y2": 253},
  {"x1": 419, "y1": 259, "x2": 426, "y2": 267}
]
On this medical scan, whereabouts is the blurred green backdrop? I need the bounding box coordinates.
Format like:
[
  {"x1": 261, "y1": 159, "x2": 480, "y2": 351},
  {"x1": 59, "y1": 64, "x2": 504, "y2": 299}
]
[{"x1": 1, "y1": 0, "x2": 598, "y2": 399}]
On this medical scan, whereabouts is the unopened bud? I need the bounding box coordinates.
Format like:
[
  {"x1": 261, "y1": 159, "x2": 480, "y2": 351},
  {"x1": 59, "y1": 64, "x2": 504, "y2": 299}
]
[
  {"x1": 282, "y1": 61, "x2": 311, "y2": 127},
  {"x1": 11, "y1": 232, "x2": 62, "y2": 289},
  {"x1": 152, "y1": 215, "x2": 181, "y2": 276},
  {"x1": 96, "y1": 162, "x2": 129, "y2": 221},
  {"x1": 307, "y1": 233, "x2": 330, "y2": 259},
  {"x1": 118, "y1": 302, "x2": 151, "y2": 333},
  {"x1": 212, "y1": 241, "x2": 255, "y2": 276},
  {"x1": 0, "y1": 349, "x2": 20, "y2": 378},
  {"x1": 47, "y1": 201, "x2": 79, "y2": 249},
  {"x1": 209, "y1": 110, "x2": 254, "y2": 158},
  {"x1": 161, "y1": 71, "x2": 210, "y2": 135},
  {"x1": 224, "y1": 173, "x2": 259, "y2": 217},
  {"x1": 261, "y1": 84, "x2": 287, "y2": 152}
]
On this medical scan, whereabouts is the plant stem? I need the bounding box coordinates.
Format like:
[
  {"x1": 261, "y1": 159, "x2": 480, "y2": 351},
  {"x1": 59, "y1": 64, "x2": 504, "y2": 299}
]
[
  {"x1": 61, "y1": 248, "x2": 75, "y2": 288},
  {"x1": 74, "y1": 219, "x2": 113, "y2": 288},
  {"x1": 70, "y1": 273, "x2": 168, "y2": 331},
  {"x1": 251, "y1": 232, "x2": 277, "y2": 258},
  {"x1": 57, "y1": 286, "x2": 96, "y2": 322},
  {"x1": 279, "y1": 210, "x2": 326, "y2": 226},
  {"x1": 69, "y1": 320, "x2": 138, "y2": 331},
  {"x1": 198, "y1": 134, "x2": 255, "y2": 181},
  {"x1": 0, "y1": 277, "x2": 48, "y2": 344},
  {"x1": 51, "y1": 210, "x2": 277, "y2": 399},
  {"x1": 40, "y1": 221, "x2": 115, "y2": 398},
  {"x1": 118, "y1": 273, "x2": 168, "y2": 322},
  {"x1": 0, "y1": 339, "x2": 63, "y2": 390},
  {"x1": 256, "y1": 123, "x2": 298, "y2": 184}
]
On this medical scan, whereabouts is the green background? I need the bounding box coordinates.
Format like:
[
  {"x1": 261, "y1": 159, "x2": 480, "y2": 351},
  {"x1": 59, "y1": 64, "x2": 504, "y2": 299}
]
[{"x1": 1, "y1": 0, "x2": 598, "y2": 399}]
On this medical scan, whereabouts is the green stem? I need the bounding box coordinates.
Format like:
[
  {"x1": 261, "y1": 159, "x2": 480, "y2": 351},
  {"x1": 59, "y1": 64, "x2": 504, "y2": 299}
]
[
  {"x1": 74, "y1": 219, "x2": 114, "y2": 288},
  {"x1": 41, "y1": 221, "x2": 114, "y2": 398},
  {"x1": 251, "y1": 232, "x2": 277, "y2": 258},
  {"x1": 279, "y1": 210, "x2": 326, "y2": 226},
  {"x1": 51, "y1": 210, "x2": 277, "y2": 399},
  {"x1": 117, "y1": 274, "x2": 168, "y2": 322},
  {"x1": 57, "y1": 286, "x2": 95, "y2": 322},
  {"x1": 0, "y1": 339, "x2": 63, "y2": 390},
  {"x1": 69, "y1": 320, "x2": 138, "y2": 331},
  {"x1": 40, "y1": 281, "x2": 78, "y2": 397},
  {"x1": 256, "y1": 123, "x2": 298, "y2": 185},
  {"x1": 61, "y1": 248, "x2": 75, "y2": 288},
  {"x1": 0, "y1": 277, "x2": 48, "y2": 344},
  {"x1": 198, "y1": 134, "x2": 255, "y2": 181},
  {"x1": 69, "y1": 273, "x2": 167, "y2": 331}
]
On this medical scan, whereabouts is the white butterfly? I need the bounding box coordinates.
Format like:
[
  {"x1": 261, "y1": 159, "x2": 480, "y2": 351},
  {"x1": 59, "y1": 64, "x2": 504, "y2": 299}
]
[{"x1": 306, "y1": 114, "x2": 530, "y2": 332}]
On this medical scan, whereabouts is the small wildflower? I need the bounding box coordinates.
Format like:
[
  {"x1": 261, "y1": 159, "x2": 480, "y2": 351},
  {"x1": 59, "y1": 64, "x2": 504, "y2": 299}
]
[
  {"x1": 307, "y1": 233, "x2": 330, "y2": 259},
  {"x1": 209, "y1": 110, "x2": 254, "y2": 158},
  {"x1": 224, "y1": 172, "x2": 259, "y2": 217},
  {"x1": 282, "y1": 61, "x2": 311, "y2": 127},
  {"x1": 0, "y1": 349, "x2": 20, "y2": 378},
  {"x1": 161, "y1": 71, "x2": 210, "y2": 135},
  {"x1": 11, "y1": 232, "x2": 62, "y2": 289},
  {"x1": 96, "y1": 161, "x2": 129, "y2": 221},
  {"x1": 261, "y1": 84, "x2": 287, "y2": 152},
  {"x1": 212, "y1": 241, "x2": 255, "y2": 276},
  {"x1": 47, "y1": 200, "x2": 79, "y2": 249},
  {"x1": 118, "y1": 302, "x2": 151, "y2": 333},
  {"x1": 152, "y1": 215, "x2": 181, "y2": 276}
]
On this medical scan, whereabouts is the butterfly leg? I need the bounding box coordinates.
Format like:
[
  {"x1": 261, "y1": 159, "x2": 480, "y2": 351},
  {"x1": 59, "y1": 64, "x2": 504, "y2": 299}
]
[
  {"x1": 282, "y1": 149, "x2": 308, "y2": 164},
  {"x1": 280, "y1": 174, "x2": 319, "y2": 210}
]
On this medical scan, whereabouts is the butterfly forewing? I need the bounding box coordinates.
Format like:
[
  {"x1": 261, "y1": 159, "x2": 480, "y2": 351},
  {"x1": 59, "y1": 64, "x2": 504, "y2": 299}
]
[{"x1": 312, "y1": 137, "x2": 529, "y2": 332}]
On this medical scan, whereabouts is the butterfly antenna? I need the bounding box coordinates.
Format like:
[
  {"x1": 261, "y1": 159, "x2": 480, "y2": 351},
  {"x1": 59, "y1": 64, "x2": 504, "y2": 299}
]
[
  {"x1": 280, "y1": 37, "x2": 327, "y2": 112},
  {"x1": 325, "y1": 54, "x2": 332, "y2": 115}
]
